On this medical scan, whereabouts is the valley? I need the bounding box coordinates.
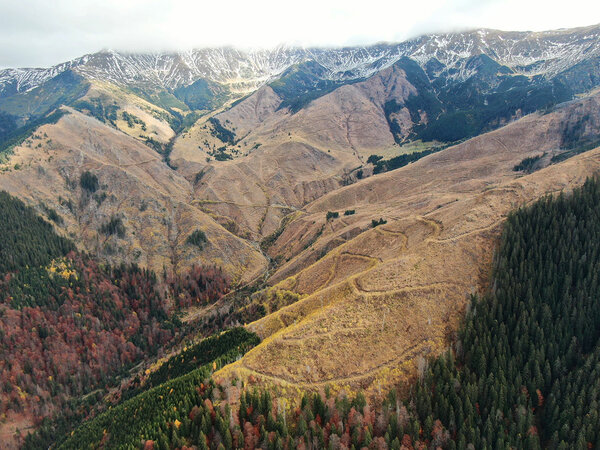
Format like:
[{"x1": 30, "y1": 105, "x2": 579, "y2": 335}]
[{"x1": 1, "y1": 22, "x2": 600, "y2": 448}]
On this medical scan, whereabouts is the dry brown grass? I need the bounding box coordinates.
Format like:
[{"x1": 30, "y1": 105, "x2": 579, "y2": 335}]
[
  {"x1": 168, "y1": 64, "x2": 430, "y2": 239},
  {"x1": 217, "y1": 92, "x2": 600, "y2": 399},
  {"x1": 85, "y1": 81, "x2": 176, "y2": 144},
  {"x1": 0, "y1": 108, "x2": 267, "y2": 283}
]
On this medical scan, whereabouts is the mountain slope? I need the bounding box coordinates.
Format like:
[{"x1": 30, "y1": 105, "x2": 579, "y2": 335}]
[
  {"x1": 171, "y1": 47, "x2": 597, "y2": 239},
  {"x1": 69, "y1": 176, "x2": 600, "y2": 449},
  {"x1": 0, "y1": 108, "x2": 267, "y2": 282},
  {"x1": 1, "y1": 24, "x2": 599, "y2": 113},
  {"x1": 0, "y1": 24, "x2": 599, "y2": 289},
  {"x1": 216, "y1": 92, "x2": 600, "y2": 397},
  {"x1": 2, "y1": 24, "x2": 600, "y2": 447}
]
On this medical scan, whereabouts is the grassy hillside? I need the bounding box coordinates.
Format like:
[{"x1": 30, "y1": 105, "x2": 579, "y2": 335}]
[{"x1": 48, "y1": 176, "x2": 600, "y2": 449}]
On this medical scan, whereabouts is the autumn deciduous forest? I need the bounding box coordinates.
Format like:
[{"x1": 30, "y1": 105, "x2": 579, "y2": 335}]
[{"x1": 0, "y1": 191, "x2": 230, "y2": 439}]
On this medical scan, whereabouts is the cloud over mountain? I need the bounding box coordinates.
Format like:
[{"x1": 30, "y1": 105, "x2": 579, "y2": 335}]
[{"x1": 1, "y1": 0, "x2": 599, "y2": 68}]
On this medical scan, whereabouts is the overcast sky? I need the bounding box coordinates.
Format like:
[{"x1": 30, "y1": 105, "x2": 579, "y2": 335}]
[{"x1": 1, "y1": 0, "x2": 599, "y2": 68}]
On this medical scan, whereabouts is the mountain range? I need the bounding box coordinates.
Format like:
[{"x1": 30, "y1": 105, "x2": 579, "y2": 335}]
[
  {"x1": 3, "y1": 24, "x2": 600, "y2": 94},
  {"x1": 2, "y1": 23, "x2": 600, "y2": 448}
]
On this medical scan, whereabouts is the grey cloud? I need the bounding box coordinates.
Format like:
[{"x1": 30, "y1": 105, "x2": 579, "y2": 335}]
[{"x1": 0, "y1": 0, "x2": 597, "y2": 69}]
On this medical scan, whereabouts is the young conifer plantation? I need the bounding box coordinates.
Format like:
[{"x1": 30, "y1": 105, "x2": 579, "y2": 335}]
[{"x1": 45, "y1": 177, "x2": 600, "y2": 448}]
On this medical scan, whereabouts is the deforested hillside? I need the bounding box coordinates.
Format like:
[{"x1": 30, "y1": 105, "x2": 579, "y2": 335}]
[
  {"x1": 1, "y1": 24, "x2": 600, "y2": 259},
  {"x1": 216, "y1": 91, "x2": 600, "y2": 400},
  {"x1": 0, "y1": 107, "x2": 267, "y2": 282},
  {"x1": 59, "y1": 177, "x2": 600, "y2": 449}
]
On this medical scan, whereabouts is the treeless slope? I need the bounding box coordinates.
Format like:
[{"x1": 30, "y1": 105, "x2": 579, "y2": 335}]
[
  {"x1": 268, "y1": 93, "x2": 600, "y2": 283},
  {"x1": 216, "y1": 93, "x2": 600, "y2": 397},
  {"x1": 170, "y1": 63, "x2": 423, "y2": 238},
  {"x1": 173, "y1": 62, "x2": 416, "y2": 165},
  {"x1": 273, "y1": 63, "x2": 416, "y2": 157},
  {"x1": 190, "y1": 141, "x2": 356, "y2": 238},
  {"x1": 0, "y1": 108, "x2": 266, "y2": 283}
]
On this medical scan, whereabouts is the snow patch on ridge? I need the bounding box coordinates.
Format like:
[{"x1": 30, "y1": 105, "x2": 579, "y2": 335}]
[{"x1": 1, "y1": 24, "x2": 599, "y2": 97}]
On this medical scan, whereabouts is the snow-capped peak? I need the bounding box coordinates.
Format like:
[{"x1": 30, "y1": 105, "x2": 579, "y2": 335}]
[{"x1": 1, "y1": 24, "x2": 599, "y2": 97}]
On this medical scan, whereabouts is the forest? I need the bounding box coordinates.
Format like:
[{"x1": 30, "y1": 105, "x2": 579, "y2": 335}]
[
  {"x1": 0, "y1": 191, "x2": 231, "y2": 443},
  {"x1": 0, "y1": 110, "x2": 67, "y2": 157},
  {"x1": 47, "y1": 327, "x2": 260, "y2": 449},
  {"x1": 124, "y1": 327, "x2": 260, "y2": 399},
  {"x1": 45, "y1": 177, "x2": 600, "y2": 448}
]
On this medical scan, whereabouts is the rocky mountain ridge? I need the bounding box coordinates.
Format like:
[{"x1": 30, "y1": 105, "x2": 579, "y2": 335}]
[{"x1": 2, "y1": 23, "x2": 599, "y2": 97}]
